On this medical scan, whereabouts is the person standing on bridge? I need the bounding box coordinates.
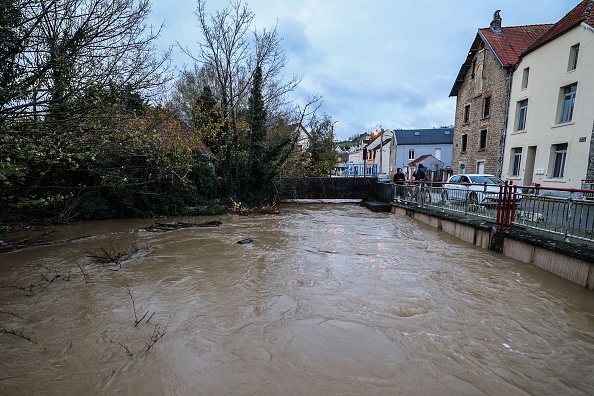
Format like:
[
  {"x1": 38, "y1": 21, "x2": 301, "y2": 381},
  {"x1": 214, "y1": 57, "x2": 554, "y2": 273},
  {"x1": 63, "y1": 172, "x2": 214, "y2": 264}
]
[
  {"x1": 394, "y1": 168, "x2": 406, "y2": 202},
  {"x1": 415, "y1": 164, "x2": 427, "y2": 182}
]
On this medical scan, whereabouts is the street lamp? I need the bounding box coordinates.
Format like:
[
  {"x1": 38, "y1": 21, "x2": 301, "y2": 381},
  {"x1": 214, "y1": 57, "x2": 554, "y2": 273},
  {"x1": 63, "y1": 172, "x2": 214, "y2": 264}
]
[
  {"x1": 331, "y1": 120, "x2": 339, "y2": 140},
  {"x1": 331, "y1": 121, "x2": 339, "y2": 176},
  {"x1": 374, "y1": 128, "x2": 383, "y2": 175}
]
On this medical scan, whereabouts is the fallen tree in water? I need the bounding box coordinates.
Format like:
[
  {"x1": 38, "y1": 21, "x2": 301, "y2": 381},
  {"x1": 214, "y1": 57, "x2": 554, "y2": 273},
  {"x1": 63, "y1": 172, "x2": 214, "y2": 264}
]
[
  {"x1": 0, "y1": 230, "x2": 92, "y2": 253},
  {"x1": 138, "y1": 220, "x2": 222, "y2": 232}
]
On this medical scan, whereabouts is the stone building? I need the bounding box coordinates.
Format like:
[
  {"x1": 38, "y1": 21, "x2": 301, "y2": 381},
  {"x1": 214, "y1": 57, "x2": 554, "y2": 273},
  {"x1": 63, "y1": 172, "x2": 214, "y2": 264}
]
[{"x1": 449, "y1": 11, "x2": 552, "y2": 176}]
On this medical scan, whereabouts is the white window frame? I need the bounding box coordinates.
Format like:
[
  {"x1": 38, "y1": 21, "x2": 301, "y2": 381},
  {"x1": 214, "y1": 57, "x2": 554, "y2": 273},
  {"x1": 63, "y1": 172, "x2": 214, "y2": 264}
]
[
  {"x1": 568, "y1": 44, "x2": 579, "y2": 71},
  {"x1": 521, "y1": 67, "x2": 529, "y2": 89},
  {"x1": 511, "y1": 148, "x2": 522, "y2": 177},
  {"x1": 516, "y1": 99, "x2": 528, "y2": 131},
  {"x1": 559, "y1": 84, "x2": 577, "y2": 124},
  {"x1": 551, "y1": 143, "x2": 567, "y2": 178},
  {"x1": 408, "y1": 149, "x2": 415, "y2": 160}
]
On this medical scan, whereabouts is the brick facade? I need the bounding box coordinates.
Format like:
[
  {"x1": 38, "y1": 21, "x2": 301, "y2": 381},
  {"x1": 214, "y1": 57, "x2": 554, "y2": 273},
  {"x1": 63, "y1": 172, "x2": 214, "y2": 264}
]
[{"x1": 452, "y1": 41, "x2": 509, "y2": 177}]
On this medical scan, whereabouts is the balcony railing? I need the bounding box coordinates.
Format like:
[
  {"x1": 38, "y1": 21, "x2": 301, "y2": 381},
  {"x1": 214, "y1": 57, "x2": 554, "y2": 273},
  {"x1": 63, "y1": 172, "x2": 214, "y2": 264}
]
[
  {"x1": 344, "y1": 163, "x2": 378, "y2": 177},
  {"x1": 393, "y1": 181, "x2": 594, "y2": 243}
]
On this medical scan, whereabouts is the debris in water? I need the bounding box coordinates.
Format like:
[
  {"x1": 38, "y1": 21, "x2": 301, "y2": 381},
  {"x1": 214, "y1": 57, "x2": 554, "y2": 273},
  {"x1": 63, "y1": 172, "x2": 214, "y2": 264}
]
[
  {"x1": 237, "y1": 238, "x2": 253, "y2": 244},
  {"x1": 139, "y1": 220, "x2": 222, "y2": 232}
]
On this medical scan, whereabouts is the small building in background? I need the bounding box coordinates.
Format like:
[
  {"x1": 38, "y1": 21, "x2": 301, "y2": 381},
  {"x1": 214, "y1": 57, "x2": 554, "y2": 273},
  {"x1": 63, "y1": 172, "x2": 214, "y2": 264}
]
[{"x1": 394, "y1": 127, "x2": 453, "y2": 179}]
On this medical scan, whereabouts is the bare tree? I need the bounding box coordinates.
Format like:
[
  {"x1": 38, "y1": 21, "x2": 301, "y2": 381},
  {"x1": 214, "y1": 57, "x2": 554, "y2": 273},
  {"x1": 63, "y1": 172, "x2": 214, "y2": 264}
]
[
  {"x1": 181, "y1": 0, "x2": 301, "y2": 183},
  {"x1": 1, "y1": 0, "x2": 172, "y2": 124}
]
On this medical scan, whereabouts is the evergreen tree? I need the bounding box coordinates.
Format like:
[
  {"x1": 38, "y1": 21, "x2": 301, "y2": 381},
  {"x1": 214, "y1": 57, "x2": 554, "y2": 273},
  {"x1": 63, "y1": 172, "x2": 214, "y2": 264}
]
[{"x1": 240, "y1": 65, "x2": 294, "y2": 205}]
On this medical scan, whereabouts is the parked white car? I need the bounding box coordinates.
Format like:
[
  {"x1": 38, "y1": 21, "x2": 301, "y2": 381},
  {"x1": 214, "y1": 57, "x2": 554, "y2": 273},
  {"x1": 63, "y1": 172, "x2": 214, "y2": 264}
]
[
  {"x1": 443, "y1": 174, "x2": 518, "y2": 206},
  {"x1": 377, "y1": 173, "x2": 390, "y2": 183}
]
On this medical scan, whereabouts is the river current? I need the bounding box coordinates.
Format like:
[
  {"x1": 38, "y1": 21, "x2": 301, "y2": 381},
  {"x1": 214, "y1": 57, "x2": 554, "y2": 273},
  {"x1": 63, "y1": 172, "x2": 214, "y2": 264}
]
[{"x1": 1, "y1": 204, "x2": 593, "y2": 395}]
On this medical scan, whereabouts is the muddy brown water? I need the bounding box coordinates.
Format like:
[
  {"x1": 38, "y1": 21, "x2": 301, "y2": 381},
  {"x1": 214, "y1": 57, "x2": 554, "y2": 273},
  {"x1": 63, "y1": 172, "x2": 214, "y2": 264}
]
[{"x1": 1, "y1": 204, "x2": 593, "y2": 395}]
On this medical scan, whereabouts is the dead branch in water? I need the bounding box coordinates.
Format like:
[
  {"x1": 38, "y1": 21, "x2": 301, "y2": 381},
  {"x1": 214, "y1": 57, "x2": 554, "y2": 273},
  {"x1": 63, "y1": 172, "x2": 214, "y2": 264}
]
[
  {"x1": 145, "y1": 323, "x2": 166, "y2": 352},
  {"x1": 126, "y1": 286, "x2": 153, "y2": 327},
  {"x1": 0, "y1": 325, "x2": 38, "y2": 344},
  {"x1": 12, "y1": 268, "x2": 71, "y2": 296},
  {"x1": 229, "y1": 200, "x2": 280, "y2": 216},
  {"x1": 87, "y1": 243, "x2": 151, "y2": 271},
  {"x1": 112, "y1": 340, "x2": 133, "y2": 357},
  {"x1": 0, "y1": 233, "x2": 91, "y2": 253},
  {"x1": 0, "y1": 310, "x2": 26, "y2": 320},
  {"x1": 139, "y1": 220, "x2": 222, "y2": 232},
  {"x1": 77, "y1": 263, "x2": 90, "y2": 283}
]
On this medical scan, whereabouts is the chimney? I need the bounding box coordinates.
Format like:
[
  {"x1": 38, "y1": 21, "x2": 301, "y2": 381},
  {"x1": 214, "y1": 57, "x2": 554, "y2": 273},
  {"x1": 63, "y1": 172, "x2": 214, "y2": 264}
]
[{"x1": 490, "y1": 10, "x2": 502, "y2": 35}]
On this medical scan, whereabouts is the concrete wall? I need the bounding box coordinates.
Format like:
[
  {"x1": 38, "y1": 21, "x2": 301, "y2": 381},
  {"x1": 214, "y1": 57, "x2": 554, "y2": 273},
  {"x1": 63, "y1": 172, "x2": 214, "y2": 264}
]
[
  {"x1": 276, "y1": 177, "x2": 377, "y2": 200},
  {"x1": 391, "y1": 204, "x2": 594, "y2": 289}
]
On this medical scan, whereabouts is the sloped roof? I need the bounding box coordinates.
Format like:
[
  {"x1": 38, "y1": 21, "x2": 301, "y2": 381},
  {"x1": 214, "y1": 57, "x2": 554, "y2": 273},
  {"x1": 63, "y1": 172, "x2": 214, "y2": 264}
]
[
  {"x1": 450, "y1": 23, "x2": 551, "y2": 96},
  {"x1": 479, "y1": 24, "x2": 553, "y2": 67},
  {"x1": 395, "y1": 128, "x2": 453, "y2": 145},
  {"x1": 524, "y1": 0, "x2": 594, "y2": 55},
  {"x1": 408, "y1": 154, "x2": 444, "y2": 167}
]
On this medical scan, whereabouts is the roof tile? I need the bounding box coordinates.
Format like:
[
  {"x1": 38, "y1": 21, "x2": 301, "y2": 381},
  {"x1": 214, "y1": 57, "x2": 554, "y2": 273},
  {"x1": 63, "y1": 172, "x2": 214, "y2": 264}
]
[
  {"x1": 480, "y1": 24, "x2": 553, "y2": 67},
  {"x1": 524, "y1": 0, "x2": 594, "y2": 54}
]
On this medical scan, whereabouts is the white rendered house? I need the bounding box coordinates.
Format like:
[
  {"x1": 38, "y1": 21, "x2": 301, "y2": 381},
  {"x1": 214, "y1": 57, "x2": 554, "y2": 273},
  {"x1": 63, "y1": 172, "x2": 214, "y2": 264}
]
[{"x1": 501, "y1": 1, "x2": 594, "y2": 189}]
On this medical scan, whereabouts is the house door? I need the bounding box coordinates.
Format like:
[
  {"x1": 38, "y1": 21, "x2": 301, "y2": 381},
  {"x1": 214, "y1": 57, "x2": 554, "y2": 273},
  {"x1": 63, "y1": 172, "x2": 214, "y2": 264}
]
[
  {"x1": 524, "y1": 146, "x2": 537, "y2": 186},
  {"x1": 477, "y1": 161, "x2": 485, "y2": 174}
]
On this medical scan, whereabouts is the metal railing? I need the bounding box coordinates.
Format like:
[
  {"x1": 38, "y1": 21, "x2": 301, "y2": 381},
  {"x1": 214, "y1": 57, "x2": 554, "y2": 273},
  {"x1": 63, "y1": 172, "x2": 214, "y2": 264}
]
[
  {"x1": 393, "y1": 181, "x2": 594, "y2": 243},
  {"x1": 344, "y1": 163, "x2": 378, "y2": 177}
]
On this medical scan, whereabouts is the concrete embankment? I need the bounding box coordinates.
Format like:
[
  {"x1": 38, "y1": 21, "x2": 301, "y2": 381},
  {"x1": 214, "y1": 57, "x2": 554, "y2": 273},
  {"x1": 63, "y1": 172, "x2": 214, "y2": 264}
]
[
  {"x1": 367, "y1": 182, "x2": 594, "y2": 289},
  {"x1": 389, "y1": 203, "x2": 594, "y2": 290}
]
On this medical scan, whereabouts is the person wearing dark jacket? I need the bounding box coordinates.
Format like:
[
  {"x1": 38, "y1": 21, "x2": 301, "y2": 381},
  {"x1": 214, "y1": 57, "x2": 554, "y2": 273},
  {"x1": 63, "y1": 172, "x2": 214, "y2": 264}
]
[
  {"x1": 415, "y1": 164, "x2": 427, "y2": 181},
  {"x1": 394, "y1": 168, "x2": 406, "y2": 201}
]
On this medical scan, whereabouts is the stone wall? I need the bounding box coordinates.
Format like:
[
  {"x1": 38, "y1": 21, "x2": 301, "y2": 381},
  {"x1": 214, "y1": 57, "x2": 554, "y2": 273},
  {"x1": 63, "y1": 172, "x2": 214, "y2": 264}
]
[{"x1": 452, "y1": 44, "x2": 510, "y2": 176}]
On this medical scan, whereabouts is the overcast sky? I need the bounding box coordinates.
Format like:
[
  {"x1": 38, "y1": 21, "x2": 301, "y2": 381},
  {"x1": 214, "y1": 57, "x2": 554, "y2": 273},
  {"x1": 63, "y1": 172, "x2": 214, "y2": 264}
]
[{"x1": 150, "y1": 0, "x2": 579, "y2": 140}]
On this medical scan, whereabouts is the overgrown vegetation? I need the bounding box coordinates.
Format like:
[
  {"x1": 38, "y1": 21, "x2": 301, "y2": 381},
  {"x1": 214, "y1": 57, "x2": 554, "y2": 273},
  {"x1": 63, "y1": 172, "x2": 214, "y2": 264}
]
[{"x1": 0, "y1": 0, "x2": 337, "y2": 227}]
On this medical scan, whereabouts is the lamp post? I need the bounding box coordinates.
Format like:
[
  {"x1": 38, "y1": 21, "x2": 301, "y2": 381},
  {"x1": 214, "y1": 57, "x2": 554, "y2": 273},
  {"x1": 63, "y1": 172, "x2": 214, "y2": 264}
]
[
  {"x1": 374, "y1": 128, "x2": 383, "y2": 175},
  {"x1": 331, "y1": 121, "x2": 339, "y2": 176}
]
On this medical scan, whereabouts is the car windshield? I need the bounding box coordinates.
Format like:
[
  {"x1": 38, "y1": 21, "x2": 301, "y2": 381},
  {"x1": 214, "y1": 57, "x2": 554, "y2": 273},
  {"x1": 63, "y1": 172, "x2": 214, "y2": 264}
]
[{"x1": 468, "y1": 175, "x2": 504, "y2": 184}]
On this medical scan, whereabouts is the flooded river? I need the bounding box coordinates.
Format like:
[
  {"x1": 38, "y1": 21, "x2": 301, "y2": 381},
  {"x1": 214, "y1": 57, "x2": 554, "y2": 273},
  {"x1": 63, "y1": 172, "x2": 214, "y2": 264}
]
[{"x1": 1, "y1": 204, "x2": 593, "y2": 395}]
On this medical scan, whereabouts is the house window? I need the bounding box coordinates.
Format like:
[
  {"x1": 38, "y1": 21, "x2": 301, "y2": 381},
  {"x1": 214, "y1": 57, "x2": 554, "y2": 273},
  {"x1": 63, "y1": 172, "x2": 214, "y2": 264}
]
[
  {"x1": 463, "y1": 104, "x2": 470, "y2": 123},
  {"x1": 476, "y1": 161, "x2": 485, "y2": 174},
  {"x1": 435, "y1": 148, "x2": 442, "y2": 160},
  {"x1": 482, "y1": 96, "x2": 491, "y2": 118},
  {"x1": 408, "y1": 149, "x2": 415, "y2": 160},
  {"x1": 559, "y1": 83, "x2": 577, "y2": 123},
  {"x1": 551, "y1": 143, "x2": 567, "y2": 178},
  {"x1": 479, "y1": 129, "x2": 487, "y2": 150},
  {"x1": 516, "y1": 99, "x2": 528, "y2": 131},
  {"x1": 568, "y1": 44, "x2": 579, "y2": 71},
  {"x1": 461, "y1": 134, "x2": 468, "y2": 152},
  {"x1": 511, "y1": 147, "x2": 522, "y2": 176},
  {"x1": 521, "y1": 67, "x2": 529, "y2": 89}
]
